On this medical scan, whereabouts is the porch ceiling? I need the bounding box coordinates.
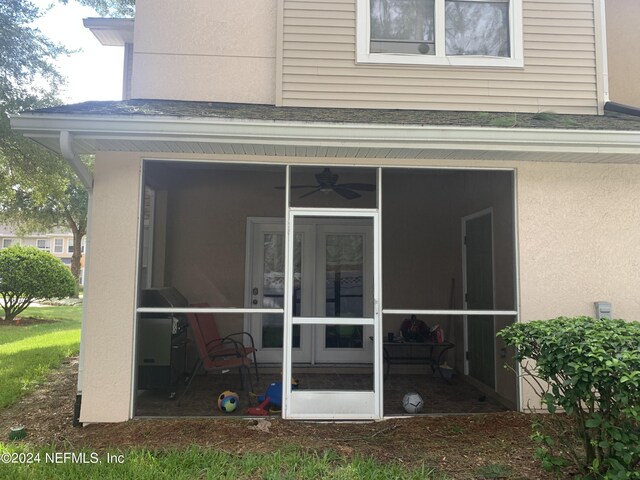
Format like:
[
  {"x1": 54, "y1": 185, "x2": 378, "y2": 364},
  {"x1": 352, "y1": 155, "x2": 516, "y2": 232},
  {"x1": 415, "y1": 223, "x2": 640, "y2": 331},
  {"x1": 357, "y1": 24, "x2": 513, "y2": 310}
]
[{"x1": 10, "y1": 100, "x2": 640, "y2": 164}]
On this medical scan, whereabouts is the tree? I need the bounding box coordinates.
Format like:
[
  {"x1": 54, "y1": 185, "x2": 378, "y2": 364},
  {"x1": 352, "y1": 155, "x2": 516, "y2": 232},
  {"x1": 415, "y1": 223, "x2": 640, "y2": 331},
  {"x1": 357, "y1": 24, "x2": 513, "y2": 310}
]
[
  {"x1": 0, "y1": 1, "x2": 88, "y2": 288},
  {"x1": 0, "y1": 150, "x2": 89, "y2": 285},
  {"x1": 62, "y1": 0, "x2": 135, "y2": 17},
  {"x1": 0, "y1": 246, "x2": 76, "y2": 322}
]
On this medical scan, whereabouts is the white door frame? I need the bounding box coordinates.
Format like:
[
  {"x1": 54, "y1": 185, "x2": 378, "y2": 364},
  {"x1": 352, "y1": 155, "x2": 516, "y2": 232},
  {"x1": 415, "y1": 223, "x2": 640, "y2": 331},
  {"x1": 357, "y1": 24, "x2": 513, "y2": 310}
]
[
  {"x1": 245, "y1": 217, "x2": 374, "y2": 364},
  {"x1": 283, "y1": 208, "x2": 382, "y2": 420},
  {"x1": 461, "y1": 208, "x2": 497, "y2": 389}
]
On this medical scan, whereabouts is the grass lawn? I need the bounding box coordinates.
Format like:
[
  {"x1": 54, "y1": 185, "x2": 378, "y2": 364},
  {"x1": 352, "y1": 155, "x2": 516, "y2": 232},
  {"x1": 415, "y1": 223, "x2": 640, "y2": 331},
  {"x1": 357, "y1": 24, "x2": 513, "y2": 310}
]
[
  {"x1": 0, "y1": 306, "x2": 82, "y2": 409},
  {"x1": 0, "y1": 445, "x2": 441, "y2": 480}
]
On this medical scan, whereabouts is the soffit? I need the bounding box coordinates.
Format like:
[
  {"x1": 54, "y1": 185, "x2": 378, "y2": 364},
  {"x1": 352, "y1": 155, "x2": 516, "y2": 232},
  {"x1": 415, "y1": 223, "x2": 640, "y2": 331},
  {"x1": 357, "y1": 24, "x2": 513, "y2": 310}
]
[
  {"x1": 10, "y1": 101, "x2": 640, "y2": 165},
  {"x1": 83, "y1": 18, "x2": 134, "y2": 46}
]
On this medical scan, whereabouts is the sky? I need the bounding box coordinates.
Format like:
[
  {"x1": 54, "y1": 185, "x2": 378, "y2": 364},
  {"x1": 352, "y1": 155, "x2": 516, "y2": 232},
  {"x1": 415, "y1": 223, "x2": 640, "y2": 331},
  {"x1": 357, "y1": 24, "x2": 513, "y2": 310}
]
[{"x1": 32, "y1": 0, "x2": 125, "y2": 104}]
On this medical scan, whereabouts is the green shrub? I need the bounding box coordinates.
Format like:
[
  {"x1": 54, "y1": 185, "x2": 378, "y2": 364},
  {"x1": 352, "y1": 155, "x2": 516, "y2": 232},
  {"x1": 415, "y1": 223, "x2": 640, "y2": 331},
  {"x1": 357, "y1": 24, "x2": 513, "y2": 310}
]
[
  {"x1": 499, "y1": 317, "x2": 640, "y2": 478},
  {"x1": 0, "y1": 245, "x2": 76, "y2": 322}
]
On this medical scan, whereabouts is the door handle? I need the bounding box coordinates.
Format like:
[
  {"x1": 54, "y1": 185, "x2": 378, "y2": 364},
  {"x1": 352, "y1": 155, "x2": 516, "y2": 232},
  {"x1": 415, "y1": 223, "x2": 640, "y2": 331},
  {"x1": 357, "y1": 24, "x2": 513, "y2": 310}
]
[{"x1": 252, "y1": 287, "x2": 259, "y2": 295}]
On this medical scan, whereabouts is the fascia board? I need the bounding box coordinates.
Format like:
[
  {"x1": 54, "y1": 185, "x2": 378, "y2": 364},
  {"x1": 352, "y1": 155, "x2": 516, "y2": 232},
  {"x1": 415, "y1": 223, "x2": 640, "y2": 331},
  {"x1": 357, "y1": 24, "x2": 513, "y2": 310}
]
[{"x1": 10, "y1": 114, "x2": 640, "y2": 156}]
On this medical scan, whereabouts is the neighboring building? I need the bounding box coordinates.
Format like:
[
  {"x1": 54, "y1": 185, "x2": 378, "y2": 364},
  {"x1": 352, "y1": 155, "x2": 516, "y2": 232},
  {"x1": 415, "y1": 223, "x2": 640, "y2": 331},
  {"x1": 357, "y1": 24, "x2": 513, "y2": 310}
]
[
  {"x1": 10, "y1": 0, "x2": 640, "y2": 424},
  {"x1": 0, "y1": 226, "x2": 86, "y2": 284}
]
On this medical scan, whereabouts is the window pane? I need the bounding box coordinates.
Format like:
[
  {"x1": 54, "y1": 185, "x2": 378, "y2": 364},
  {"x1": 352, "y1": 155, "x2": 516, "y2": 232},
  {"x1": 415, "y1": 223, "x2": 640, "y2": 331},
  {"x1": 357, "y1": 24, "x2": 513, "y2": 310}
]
[
  {"x1": 445, "y1": 0, "x2": 510, "y2": 57},
  {"x1": 262, "y1": 233, "x2": 302, "y2": 349},
  {"x1": 370, "y1": 0, "x2": 435, "y2": 55},
  {"x1": 325, "y1": 234, "x2": 364, "y2": 349}
]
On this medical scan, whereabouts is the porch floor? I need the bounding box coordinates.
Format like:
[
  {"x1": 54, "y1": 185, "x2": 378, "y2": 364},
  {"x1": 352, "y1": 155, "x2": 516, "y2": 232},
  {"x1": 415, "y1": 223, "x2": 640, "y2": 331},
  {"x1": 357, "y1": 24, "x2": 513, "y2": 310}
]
[{"x1": 135, "y1": 370, "x2": 507, "y2": 417}]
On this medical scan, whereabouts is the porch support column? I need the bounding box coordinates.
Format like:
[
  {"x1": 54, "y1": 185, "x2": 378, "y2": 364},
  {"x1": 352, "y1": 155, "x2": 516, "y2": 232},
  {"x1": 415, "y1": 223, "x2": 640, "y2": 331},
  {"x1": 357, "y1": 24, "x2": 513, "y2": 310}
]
[{"x1": 79, "y1": 152, "x2": 142, "y2": 423}]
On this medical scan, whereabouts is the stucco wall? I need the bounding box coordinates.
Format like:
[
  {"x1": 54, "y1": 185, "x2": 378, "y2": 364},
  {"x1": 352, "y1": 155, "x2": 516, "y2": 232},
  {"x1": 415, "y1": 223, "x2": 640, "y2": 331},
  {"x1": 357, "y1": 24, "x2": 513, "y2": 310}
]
[
  {"x1": 606, "y1": 0, "x2": 640, "y2": 107},
  {"x1": 80, "y1": 152, "x2": 141, "y2": 423},
  {"x1": 80, "y1": 152, "x2": 640, "y2": 421},
  {"x1": 518, "y1": 161, "x2": 640, "y2": 320},
  {"x1": 131, "y1": 0, "x2": 277, "y2": 103}
]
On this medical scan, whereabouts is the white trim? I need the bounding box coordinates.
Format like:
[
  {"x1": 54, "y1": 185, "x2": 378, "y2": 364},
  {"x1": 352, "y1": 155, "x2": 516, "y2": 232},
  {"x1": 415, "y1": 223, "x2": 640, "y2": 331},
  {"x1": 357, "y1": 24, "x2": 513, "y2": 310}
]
[
  {"x1": 285, "y1": 208, "x2": 381, "y2": 420},
  {"x1": 293, "y1": 317, "x2": 375, "y2": 326},
  {"x1": 357, "y1": 0, "x2": 524, "y2": 68},
  {"x1": 136, "y1": 307, "x2": 284, "y2": 314},
  {"x1": 129, "y1": 158, "x2": 145, "y2": 420},
  {"x1": 594, "y1": 0, "x2": 610, "y2": 113},
  {"x1": 376, "y1": 167, "x2": 383, "y2": 417},
  {"x1": 512, "y1": 168, "x2": 523, "y2": 412},
  {"x1": 382, "y1": 309, "x2": 516, "y2": 316},
  {"x1": 283, "y1": 166, "x2": 293, "y2": 419},
  {"x1": 12, "y1": 115, "x2": 640, "y2": 159}
]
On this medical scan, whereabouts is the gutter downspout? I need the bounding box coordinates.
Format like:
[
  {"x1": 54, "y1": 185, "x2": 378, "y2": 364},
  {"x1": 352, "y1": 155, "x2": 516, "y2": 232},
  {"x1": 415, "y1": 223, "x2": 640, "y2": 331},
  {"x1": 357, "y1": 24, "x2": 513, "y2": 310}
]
[
  {"x1": 60, "y1": 131, "x2": 93, "y2": 427},
  {"x1": 594, "y1": 0, "x2": 610, "y2": 114}
]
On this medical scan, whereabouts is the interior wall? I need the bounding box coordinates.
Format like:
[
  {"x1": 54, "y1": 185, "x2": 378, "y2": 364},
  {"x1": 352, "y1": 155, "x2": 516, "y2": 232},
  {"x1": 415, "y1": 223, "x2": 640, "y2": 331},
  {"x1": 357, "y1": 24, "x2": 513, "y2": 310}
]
[{"x1": 160, "y1": 166, "x2": 285, "y2": 336}]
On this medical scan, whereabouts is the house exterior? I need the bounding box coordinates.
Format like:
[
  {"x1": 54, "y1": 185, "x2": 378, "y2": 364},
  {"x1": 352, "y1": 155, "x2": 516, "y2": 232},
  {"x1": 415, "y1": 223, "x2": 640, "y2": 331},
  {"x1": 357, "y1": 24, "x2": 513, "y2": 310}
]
[
  {"x1": 0, "y1": 226, "x2": 86, "y2": 284},
  {"x1": 10, "y1": 0, "x2": 640, "y2": 423}
]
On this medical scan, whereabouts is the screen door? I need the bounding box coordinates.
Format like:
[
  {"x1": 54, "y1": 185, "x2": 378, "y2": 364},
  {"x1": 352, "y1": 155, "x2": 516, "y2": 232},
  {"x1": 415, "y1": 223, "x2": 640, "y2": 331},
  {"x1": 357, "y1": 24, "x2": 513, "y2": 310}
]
[{"x1": 283, "y1": 209, "x2": 382, "y2": 419}]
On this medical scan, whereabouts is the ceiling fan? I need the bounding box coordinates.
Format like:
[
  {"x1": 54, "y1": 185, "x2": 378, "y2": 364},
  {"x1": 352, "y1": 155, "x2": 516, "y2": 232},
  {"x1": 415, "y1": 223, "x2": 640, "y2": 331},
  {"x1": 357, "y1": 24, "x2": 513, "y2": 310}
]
[{"x1": 277, "y1": 168, "x2": 376, "y2": 199}]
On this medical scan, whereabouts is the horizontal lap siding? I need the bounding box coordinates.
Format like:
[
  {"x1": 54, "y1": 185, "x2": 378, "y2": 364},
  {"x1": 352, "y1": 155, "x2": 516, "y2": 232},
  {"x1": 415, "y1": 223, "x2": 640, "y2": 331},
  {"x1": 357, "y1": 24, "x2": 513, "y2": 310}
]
[{"x1": 281, "y1": 0, "x2": 598, "y2": 114}]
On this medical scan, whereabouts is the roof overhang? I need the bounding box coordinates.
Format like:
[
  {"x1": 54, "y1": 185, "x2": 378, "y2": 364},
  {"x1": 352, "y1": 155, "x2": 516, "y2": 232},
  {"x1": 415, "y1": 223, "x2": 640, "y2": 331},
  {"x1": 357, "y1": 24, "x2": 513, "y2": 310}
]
[
  {"x1": 10, "y1": 112, "x2": 640, "y2": 164},
  {"x1": 83, "y1": 18, "x2": 134, "y2": 46}
]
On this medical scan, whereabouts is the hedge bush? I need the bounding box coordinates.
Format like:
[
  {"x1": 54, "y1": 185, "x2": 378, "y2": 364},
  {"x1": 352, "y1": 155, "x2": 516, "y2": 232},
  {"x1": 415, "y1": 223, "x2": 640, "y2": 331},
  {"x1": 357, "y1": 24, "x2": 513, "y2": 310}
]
[
  {"x1": 499, "y1": 316, "x2": 640, "y2": 478},
  {"x1": 0, "y1": 245, "x2": 76, "y2": 322}
]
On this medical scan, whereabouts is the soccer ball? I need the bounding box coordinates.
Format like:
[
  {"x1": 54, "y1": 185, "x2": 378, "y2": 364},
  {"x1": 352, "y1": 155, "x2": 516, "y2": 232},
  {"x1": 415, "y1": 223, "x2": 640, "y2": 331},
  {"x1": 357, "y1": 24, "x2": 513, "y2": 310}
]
[
  {"x1": 402, "y1": 392, "x2": 424, "y2": 414},
  {"x1": 218, "y1": 390, "x2": 239, "y2": 413}
]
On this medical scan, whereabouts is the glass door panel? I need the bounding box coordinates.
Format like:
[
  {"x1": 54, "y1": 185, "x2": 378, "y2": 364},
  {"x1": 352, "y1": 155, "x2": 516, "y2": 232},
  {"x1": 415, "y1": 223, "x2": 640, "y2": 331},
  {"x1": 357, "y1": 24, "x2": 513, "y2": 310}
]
[
  {"x1": 250, "y1": 222, "x2": 312, "y2": 363},
  {"x1": 261, "y1": 232, "x2": 301, "y2": 349},
  {"x1": 325, "y1": 233, "x2": 364, "y2": 349},
  {"x1": 315, "y1": 224, "x2": 374, "y2": 363}
]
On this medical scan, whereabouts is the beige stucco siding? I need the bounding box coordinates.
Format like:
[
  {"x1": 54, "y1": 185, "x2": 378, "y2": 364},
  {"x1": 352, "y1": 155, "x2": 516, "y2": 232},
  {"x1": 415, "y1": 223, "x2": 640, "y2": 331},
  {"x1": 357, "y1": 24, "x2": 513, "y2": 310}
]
[
  {"x1": 281, "y1": 0, "x2": 599, "y2": 114},
  {"x1": 606, "y1": 0, "x2": 640, "y2": 107},
  {"x1": 130, "y1": 0, "x2": 277, "y2": 104},
  {"x1": 80, "y1": 153, "x2": 142, "y2": 423},
  {"x1": 517, "y1": 161, "x2": 640, "y2": 321}
]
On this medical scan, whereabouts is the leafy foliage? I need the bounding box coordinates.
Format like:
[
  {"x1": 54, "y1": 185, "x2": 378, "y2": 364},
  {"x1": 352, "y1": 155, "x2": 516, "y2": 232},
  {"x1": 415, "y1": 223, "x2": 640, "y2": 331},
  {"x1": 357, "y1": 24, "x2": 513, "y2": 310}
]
[
  {"x1": 0, "y1": 0, "x2": 67, "y2": 118},
  {"x1": 0, "y1": 246, "x2": 76, "y2": 322},
  {"x1": 0, "y1": 146, "x2": 89, "y2": 285},
  {"x1": 61, "y1": 0, "x2": 135, "y2": 17},
  {"x1": 0, "y1": 0, "x2": 88, "y2": 287},
  {"x1": 499, "y1": 317, "x2": 640, "y2": 478}
]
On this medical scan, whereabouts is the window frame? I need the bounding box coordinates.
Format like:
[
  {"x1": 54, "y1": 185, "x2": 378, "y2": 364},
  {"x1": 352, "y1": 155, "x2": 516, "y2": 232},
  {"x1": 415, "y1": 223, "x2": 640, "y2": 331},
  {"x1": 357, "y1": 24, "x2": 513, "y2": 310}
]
[
  {"x1": 36, "y1": 239, "x2": 49, "y2": 250},
  {"x1": 54, "y1": 238, "x2": 64, "y2": 253},
  {"x1": 356, "y1": 0, "x2": 523, "y2": 68},
  {"x1": 2, "y1": 239, "x2": 12, "y2": 249}
]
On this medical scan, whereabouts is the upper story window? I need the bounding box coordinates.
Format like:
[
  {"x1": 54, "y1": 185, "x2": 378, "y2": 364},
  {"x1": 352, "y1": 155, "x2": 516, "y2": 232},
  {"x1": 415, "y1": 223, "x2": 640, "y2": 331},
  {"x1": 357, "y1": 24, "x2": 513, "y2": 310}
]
[
  {"x1": 357, "y1": 0, "x2": 523, "y2": 67},
  {"x1": 70, "y1": 237, "x2": 86, "y2": 254},
  {"x1": 2, "y1": 239, "x2": 12, "y2": 249},
  {"x1": 37, "y1": 239, "x2": 49, "y2": 250},
  {"x1": 54, "y1": 238, "x2": 64, "y2": 253}
]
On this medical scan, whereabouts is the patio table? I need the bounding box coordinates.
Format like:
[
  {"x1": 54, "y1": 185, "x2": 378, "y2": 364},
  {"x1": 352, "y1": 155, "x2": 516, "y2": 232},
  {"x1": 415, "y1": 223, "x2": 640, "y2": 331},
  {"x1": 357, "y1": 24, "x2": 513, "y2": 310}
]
[{"x1": 383, "y1": 341, "x2": 455, "y2": 383}]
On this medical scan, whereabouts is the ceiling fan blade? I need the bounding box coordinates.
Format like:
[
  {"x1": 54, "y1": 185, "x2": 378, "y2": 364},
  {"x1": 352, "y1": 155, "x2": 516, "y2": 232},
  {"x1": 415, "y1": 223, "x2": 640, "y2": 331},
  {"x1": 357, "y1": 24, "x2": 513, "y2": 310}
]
[
  {"x1": 299, "y1": 187, "x2": 323, "y2": 199},
  {"x1": 333, "y1": 187, "x2": 361, "y2": 200},
  {"x1": 275, "y1": 185, "x2": 320, "y2": 190},
  {"x1": 337, "y1": 183, "x2": 376, "y2": 191}
]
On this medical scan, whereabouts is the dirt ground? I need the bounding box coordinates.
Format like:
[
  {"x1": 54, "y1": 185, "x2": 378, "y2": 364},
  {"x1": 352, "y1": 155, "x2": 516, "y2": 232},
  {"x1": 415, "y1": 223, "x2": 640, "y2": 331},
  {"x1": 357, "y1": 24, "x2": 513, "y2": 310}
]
[{"x1": 0, "y1": 357, "x2": 561, "y2": 479}]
